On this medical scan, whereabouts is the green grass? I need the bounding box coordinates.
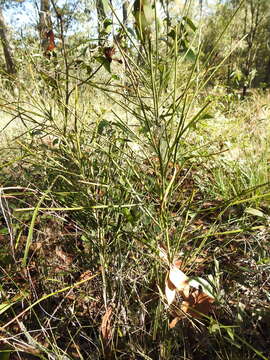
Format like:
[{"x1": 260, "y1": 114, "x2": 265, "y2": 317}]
[{"x1": 0, "y1": 5, "x2": 270, "y2": 359}]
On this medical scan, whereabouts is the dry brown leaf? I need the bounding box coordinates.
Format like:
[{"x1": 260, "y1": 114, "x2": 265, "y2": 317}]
[
  {"x1": 55, "y1": 246, "x2": 73, "y2": 265},
  {"x1": 79, "y1": 270, "x2": 93, "y2": 281},
  {"x1": 30, "y1": 242, "x2": 42, "y2": 252},
  {"x1": 169, "y1": 317, "x2": 180, "y2": 329},
  {"x1": 173, "y1": 259, "x2": 183, "y2": 268},
  {"x1": 100, "y1": 306, "x2": 113, "y2": 341},
  {"x1": 191, "y1": 289, "x2": 215, "y2": 318},
  {"x1": 180, "y1": 300, "x2": 190, "y2": 314},
  {"x1": 169, "y1": 266, "x2": 190, "y2": 298},
  {"x1": 181, "y1": 289, "x2": 214, "y2": 319}
]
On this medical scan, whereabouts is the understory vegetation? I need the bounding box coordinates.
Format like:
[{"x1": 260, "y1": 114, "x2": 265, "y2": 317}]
[{"x1": 0, "y1": 0, "x2": 269, "y2": 359}]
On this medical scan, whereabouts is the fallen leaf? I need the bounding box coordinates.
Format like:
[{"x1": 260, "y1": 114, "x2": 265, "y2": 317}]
[
  {"x1": 245, "y1": 207, "x2": 265, "y2": 217},
  {"x1": 169, "y1": 266, "x2": 189, "y2": 298},
  {"x1": 158, "y1": 245, "x2": 168, "y2": 263},
  {"x1": 165, "y1": 277, "x2": 176, "y2": 305},
  {"x1": 173, "y1": 259, "x2": 184, "y2": 268},
  {"x1": 180, "y1": 300, "x2": 190, "y2": 314},
  {"x1": 189, "y1": 276, "x2": 214, "y2": 295},
  {"x1": 169, "y1": 316, "x2": 180, "y2": 328},
  {"x1": 55, "y1": 246, "x2": 73, "y2": 265},
  {"x1": 30, "y1": 242, "x2": 42, "y2": 252},
  {"x1": 181, "y1": 288, "x2": 214, "y2": 319},
  {"x1": 79, "y1": 270, "x2": 93, "y2": 281}
]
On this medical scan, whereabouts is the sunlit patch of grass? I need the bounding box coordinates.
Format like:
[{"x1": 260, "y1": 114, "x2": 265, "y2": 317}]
[
  {"x1": 1, "y1": 86, "x2": 269, "y2": 360},
  {"x1": 187, "y1": 88, "x2": 270, "y2": 206}
]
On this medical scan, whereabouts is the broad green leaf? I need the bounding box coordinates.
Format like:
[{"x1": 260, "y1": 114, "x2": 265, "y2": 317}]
[
  {"x1": 103, "y1": 18, "x2": 112, "y2": 29},
  {"x1": 0, "y1": 228, "x2": 8, "y2": 235},
  {"x1": 183, "y1": 16, "x2": 197, "y2": 32},
  {"x1": 257, "y1": 258, "x2": 270, "y2": 265},
  {"x1": 98, "y1": 119, "x2": 110, "y2": 135},
  {"x1": 111, "y1": 74, "x2": 120, "y2": 80},
  {"x1": 127, "y1": 27, "x2": 136, "y2": 37},
  {"x1": 200, "y1": 113, "x2": 213, "y2": 120},
  {"x1": 102, "y1": 18, "x2": 112, "y2": 34},
  {"x1": 0, "y1": 292, "x2": 26, "y2": 315},
  {"x1": 95, "y1": 56, "x2": 111, "y2": 73},
  {"x1": 226, "y1": 327, "x2": 235, "y2": 341},
  {"x1": 185, "y1": 48, "x2": 196, "y2": 62},
  {"x1": 189, "y1": 277, "x2": 215, "y2": 298},
  {"x1": 245, "y1": 207, "x2": 265, "y2": 217},
  {"x1": 0, "y1": 302, "x2": 14, "y2": 315}
]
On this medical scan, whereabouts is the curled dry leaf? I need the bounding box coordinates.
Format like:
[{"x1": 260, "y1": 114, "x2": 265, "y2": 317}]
[
  {"x1": 168, "y1": 289, "x2": 215, "y2": 328},
  {"x1": 180, "y1": 300, "x2": 190, "y2": 314},
  {"x1": 164, "y1": 265, "x2": 215, "y2": 324},
  {"x1": 169, "y1": 266, "x2": 190, "y2": 298},
  {"x1": 100, "y1": 306, "x2": 113, "y2": 341},
  {"x1": 182, "y1": 288, "x2": 215, "y2": 319},
  {"x1": 165, "y1": 277, "x2": 176, "y2": 305},
  {"x1": 161, "y1": 247, "x2": 215, "y2": 322},
  {"x1": 173, "y1": 259, "x2": 183, "y2": 268}
]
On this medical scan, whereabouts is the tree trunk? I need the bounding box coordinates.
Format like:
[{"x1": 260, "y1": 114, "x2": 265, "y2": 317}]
[
  {"x1": 123, "y1": 0, "x2": 128, "y2": 26},
  {"x1": 96, "y1": 0, "x2": 106, "y2": 46},
  {"x1": 38, "y1": 0, "x2": 52, "y2": 31},
  {"x1": 264, "y1": 56, "x2": 270, "y2": 87},
  {"x1": 38, "y1": 0, "x2": 53, "y2": 54},
  {"x1": 0, "y1": 7, "x2": 16, "y2": 75},
  {"x1": 241, "y1": 0, "x2": 261, "y2": 97}
]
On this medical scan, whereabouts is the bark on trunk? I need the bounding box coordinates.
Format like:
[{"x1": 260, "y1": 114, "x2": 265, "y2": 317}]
[
  {"x1": 0, "y1": 7, "x2": 16, "y2": 75},
  {"x1": 123, "y1": 0, "x2": 128, "y2": 26},
  {"x1": 39, "y1": 0, "x2": 52, "y2": 31},
  {"x1": 38, "y1": 0, "x2": 53, "y2": 54},
  {"x1": 264, "y1": 56, "x2": 270, "y2": 87},
  {"x1": 96, "y1": 0, "x2": 106, "y2": 46}
]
